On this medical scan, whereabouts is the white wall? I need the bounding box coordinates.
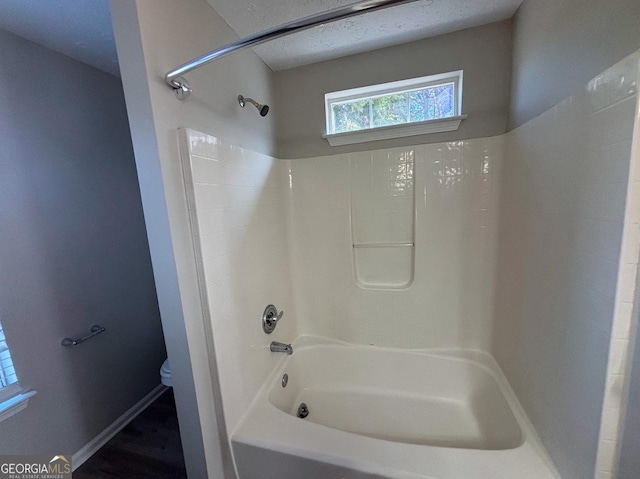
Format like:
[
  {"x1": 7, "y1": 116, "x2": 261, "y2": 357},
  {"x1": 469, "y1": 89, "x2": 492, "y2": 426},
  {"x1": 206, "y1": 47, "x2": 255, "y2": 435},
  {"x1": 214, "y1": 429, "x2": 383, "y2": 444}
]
[
  {"x1": 178, "y1": 129, "x2": 297, "y2": 435},
  {"x1": 493, "y1": 51, "x2": 640, "y2": 479},
  {"x1": 0, "y1": 29, "x2": 165, "y2": 456},
  {"x1": 286, "y1": 138, "x2": 503, "y2": 350},
  {"x1": 110, "y1": 0, "x2": 278, "y2": 477}
]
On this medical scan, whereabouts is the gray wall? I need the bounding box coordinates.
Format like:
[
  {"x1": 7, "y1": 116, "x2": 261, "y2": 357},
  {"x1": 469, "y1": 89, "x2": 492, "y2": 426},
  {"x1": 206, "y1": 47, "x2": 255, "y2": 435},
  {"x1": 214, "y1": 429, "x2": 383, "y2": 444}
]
[
  {"x1": 509, "y1": 0, "x2": 640, "y2": 129},
  {"x1": 274, "y1": 20, "x2": 513, "y2": 159},
  {"x1": 0, "y1": 29, "x2": 166, "y2": 456}
]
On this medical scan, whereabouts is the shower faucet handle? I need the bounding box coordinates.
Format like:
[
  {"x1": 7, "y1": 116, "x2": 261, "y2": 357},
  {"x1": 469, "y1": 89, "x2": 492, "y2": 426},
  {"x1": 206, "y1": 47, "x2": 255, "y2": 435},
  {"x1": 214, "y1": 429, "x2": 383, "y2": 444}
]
[{"x1": 262, "y1": 304, "x2": 283, "y2": 334}]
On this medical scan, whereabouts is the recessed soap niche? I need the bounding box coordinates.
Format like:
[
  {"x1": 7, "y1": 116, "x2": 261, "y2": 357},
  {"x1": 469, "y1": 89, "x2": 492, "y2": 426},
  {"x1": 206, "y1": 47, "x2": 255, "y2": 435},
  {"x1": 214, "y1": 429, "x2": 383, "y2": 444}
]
[{"x1": 349, "y1": 147, "x2": 416, "y2": 290}]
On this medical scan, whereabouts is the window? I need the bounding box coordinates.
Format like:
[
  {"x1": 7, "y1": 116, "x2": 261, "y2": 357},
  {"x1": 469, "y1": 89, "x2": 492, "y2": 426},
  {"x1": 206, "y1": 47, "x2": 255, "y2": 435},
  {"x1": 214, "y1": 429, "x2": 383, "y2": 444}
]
[
  {"x1": 0, "y1": 320, "x2": 35, "y2": 422},
  {"x1": 324, "y1": 71, "x2": 465, "y2": 146},
  {"x1": 0, "y1": 322, "x2": 18, "y2": 393}
]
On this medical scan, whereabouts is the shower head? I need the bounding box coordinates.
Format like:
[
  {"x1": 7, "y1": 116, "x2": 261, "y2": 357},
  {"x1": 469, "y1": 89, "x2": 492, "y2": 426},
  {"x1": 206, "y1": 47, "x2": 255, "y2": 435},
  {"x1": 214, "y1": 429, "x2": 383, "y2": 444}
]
[{"x1": 238, "y1": 95, "x2": 270, "y2": 117}]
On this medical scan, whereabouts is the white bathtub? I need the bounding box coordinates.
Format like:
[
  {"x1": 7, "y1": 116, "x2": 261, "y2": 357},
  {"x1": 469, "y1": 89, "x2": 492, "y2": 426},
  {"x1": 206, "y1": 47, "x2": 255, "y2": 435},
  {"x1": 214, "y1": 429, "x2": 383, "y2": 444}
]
[{"x1": 232, "y1": 338, "x2": 559, "y2": 479}]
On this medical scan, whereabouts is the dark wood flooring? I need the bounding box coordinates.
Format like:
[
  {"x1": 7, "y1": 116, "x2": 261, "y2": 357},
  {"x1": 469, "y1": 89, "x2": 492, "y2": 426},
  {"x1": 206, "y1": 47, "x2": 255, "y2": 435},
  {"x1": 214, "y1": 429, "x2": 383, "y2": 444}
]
[{"x1": 74, "y1": 389, "x2": 187, "y2": 479}]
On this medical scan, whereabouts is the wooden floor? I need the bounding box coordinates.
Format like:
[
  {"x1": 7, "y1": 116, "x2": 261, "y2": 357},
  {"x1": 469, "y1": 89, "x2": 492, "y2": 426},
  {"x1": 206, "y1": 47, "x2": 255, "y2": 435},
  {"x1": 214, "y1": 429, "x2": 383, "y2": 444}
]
[{"x1": 74, "y1": 389, "x2": 187, "y2": 479}]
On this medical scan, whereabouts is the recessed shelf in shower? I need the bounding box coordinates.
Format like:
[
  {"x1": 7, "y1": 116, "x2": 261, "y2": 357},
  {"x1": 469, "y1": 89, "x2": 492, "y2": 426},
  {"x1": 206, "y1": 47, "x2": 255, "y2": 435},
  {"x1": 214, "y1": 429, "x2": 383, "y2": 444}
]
[{"x1": 349, "y1": 148, "x2": 416, "y2": 290}]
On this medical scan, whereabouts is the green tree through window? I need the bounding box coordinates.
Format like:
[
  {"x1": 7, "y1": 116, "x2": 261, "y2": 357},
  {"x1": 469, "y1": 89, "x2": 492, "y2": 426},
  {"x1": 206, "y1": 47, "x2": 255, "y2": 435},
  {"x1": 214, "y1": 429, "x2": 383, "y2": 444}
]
[{"x1": 330, "y1": 81, "x2": 456, "y2": 134}]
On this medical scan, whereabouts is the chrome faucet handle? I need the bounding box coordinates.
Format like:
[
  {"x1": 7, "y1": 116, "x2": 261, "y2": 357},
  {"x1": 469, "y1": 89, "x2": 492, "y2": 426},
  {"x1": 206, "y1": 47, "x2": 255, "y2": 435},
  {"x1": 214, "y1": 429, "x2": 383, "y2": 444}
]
[{"x1": 262, "y1": 305, "x2": 283, "y2": 334}]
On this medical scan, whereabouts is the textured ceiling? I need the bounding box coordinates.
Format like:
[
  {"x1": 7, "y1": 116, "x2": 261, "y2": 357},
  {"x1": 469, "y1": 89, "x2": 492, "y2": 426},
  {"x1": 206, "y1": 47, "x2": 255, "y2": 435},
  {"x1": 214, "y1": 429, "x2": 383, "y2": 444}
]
[
  {"x1": 206, "y1": 0, "x2": 524, "y2": 71},
  {"x1": 0, "y1": 0, "x2": 523, "y2": 77},
  {"x1": 0, "y1": 0, "x2": 119, "y2": 77}
]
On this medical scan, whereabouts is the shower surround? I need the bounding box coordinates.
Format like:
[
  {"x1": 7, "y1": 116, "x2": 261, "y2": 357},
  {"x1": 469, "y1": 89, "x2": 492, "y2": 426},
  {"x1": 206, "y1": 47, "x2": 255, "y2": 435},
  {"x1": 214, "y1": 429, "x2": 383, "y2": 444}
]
[
  {"x1": 177, "y1": 51, "x2": 640, "y2": 479},
  {"x1": 494, "y1": 51, "x2": 640, "y2": 479},
  {"x1": 179, "y1": 129, "x2": 503, "y2": 428},
  {"x1": 284, "y1": 138, "x2": 502, "y2": 349}
]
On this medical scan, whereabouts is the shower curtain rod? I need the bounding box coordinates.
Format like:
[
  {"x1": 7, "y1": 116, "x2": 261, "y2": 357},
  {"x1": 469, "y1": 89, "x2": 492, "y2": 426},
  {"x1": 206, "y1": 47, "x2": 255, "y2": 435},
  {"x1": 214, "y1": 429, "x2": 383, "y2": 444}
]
[{"x1": 165, "y1": 0, "x2": 421, "y2": 100}]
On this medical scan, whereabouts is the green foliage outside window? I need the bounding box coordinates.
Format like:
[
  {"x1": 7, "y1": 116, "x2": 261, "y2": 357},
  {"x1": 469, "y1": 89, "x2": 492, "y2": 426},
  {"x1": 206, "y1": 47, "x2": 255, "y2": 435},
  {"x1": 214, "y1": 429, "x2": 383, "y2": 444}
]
[{"x1": 331, "y1": 82, "x2": 455, "y2": 134}]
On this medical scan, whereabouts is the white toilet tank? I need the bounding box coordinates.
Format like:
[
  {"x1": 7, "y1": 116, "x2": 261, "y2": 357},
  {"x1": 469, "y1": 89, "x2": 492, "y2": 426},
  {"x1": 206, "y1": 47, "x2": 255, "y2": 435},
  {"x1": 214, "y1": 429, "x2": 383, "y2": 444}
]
[{"x1": 160, "y1": 358, "x2": 172, "y2": 387}]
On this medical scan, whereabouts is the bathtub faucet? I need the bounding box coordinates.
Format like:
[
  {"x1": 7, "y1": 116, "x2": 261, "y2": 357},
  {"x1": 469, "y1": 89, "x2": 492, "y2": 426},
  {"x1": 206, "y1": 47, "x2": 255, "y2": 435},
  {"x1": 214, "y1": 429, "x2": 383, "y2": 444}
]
[{"x1": 270, "y1": 341, "x2": 293, "y2": 355}]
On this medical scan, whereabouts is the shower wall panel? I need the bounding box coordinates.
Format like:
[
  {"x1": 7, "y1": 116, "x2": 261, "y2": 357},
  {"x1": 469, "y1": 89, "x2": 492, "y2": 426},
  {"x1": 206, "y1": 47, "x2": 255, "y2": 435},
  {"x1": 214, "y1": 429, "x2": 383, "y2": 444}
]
[
  {"x1": 493, "y1": 51, "x2": 640, "y2": 479},
  {"x1": 178, "y1": 129, "x2": 298, "y2": 435},
  {"x1": 286, "y1": 138, "x2": 504, "y2": 350}
]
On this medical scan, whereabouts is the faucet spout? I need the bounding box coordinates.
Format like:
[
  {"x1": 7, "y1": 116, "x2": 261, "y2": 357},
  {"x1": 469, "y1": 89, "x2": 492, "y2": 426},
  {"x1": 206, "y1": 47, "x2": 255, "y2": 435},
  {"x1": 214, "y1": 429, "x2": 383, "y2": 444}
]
[{"x1": 270, "y1": 341, "x2": 293, "y2": 355}]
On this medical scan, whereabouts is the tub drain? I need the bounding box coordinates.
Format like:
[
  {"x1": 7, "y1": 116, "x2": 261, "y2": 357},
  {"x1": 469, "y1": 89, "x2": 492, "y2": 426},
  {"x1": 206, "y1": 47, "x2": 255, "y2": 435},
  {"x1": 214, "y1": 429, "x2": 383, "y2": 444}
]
[{"x1": 297, "y1": 403, "x2": 309, "y2": 419}]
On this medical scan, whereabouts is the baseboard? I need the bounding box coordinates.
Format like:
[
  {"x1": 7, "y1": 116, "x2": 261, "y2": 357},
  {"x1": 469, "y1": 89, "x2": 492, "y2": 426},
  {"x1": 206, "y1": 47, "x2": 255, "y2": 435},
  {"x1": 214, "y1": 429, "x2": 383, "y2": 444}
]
[{"x1": 72, "y1": 384, "x2": 168, "y2": 471}]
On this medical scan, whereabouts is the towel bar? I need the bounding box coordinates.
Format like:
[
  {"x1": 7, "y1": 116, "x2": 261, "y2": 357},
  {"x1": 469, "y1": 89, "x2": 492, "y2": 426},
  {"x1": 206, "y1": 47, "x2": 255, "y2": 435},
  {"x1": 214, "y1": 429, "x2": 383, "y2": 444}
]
[
  {"x1": 61, "y1": 325, "x2": 105, "y2": 347},
  {"x1": 352, "y1": 243, "x2": 414, "y2": 248}
]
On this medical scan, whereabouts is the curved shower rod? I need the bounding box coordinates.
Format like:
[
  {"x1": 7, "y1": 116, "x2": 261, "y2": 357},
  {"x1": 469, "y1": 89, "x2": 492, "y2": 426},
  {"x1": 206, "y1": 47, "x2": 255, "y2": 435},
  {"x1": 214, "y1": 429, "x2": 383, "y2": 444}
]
[{"x1": 165, "y1": 0, "x2": 422, "y2": 100}]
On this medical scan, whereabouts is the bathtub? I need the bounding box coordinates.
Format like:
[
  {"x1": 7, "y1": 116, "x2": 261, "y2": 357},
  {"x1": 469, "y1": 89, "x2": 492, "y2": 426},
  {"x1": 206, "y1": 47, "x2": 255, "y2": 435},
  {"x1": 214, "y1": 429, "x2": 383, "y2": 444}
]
[{"x1": 232, "y1": 338, "x2": 559, "y2": 479}]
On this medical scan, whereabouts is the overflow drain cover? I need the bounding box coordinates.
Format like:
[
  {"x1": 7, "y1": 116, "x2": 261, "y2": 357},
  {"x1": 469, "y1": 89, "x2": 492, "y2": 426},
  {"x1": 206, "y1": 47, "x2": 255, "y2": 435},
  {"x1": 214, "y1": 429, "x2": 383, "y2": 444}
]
[{"x1": 297, "y1": 403, "x2": 309, "y2": 418}]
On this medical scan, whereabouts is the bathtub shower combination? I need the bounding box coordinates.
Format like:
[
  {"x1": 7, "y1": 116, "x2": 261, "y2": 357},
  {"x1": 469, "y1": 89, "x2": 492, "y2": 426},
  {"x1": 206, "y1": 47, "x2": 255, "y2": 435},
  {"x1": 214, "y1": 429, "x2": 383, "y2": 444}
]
[
  {"x1": 164, "y1": 2, "x2": 640, "y2": 477},
  {"x1": 178, "y1": 121, "x2": 564, "y2": 479}
]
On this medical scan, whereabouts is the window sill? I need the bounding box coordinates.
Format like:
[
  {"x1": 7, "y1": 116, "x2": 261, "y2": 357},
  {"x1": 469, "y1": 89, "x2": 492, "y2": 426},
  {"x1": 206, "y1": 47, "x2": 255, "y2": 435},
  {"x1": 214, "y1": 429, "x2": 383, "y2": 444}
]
[
  {"x1": 0, "y1": 390, "x2": 37, "y2": 423},
  {"x1": 323, "y1": 115, "x2": 467, "y2": 147}
]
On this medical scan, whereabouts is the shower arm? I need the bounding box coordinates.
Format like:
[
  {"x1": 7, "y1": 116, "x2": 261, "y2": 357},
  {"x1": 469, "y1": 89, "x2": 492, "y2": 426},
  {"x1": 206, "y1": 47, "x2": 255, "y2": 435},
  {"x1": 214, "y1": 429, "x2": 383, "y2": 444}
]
[{"x1": 164, "y1": 0, "x2": 422, "y2": 100}]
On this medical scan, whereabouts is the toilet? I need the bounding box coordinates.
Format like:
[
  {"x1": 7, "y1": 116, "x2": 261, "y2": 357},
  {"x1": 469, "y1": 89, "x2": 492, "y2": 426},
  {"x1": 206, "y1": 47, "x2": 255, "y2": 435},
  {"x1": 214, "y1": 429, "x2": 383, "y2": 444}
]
[{"x1": 160, "y1": 358, "x2": 172, "y2": 387}]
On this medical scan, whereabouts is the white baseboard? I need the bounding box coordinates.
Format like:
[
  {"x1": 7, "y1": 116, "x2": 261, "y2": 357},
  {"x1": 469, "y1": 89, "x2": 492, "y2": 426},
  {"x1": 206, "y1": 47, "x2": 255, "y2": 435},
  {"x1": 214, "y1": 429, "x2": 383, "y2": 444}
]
[{"x1": 72, "y1": 384, "x2": 168, "y2": 471}]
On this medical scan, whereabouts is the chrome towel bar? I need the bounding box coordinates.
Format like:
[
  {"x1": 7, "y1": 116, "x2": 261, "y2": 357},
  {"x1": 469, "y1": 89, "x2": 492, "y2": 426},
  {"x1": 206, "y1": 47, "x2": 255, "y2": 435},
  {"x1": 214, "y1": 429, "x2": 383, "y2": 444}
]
[
  {"x1": 61, "y1": 325, "x2": 105, "y2": 347},
  {"x1": 353, "y1": 243, "x2": 414, "y2": 248}
]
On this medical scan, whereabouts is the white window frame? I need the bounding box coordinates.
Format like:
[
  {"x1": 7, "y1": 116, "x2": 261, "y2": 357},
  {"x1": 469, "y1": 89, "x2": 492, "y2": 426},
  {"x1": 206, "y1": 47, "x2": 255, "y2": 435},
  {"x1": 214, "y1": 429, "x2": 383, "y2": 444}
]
[
  {"x1": 324, "y1": 70, "x2": 466, "y2": 146},
  {"x1": 0, "y1": 382, "x2": 21, "y2": 404},
  {"x1": 0, "y1": 324, "x2": 36, "y2": 423}
]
